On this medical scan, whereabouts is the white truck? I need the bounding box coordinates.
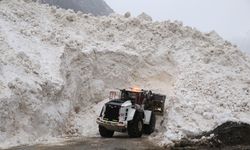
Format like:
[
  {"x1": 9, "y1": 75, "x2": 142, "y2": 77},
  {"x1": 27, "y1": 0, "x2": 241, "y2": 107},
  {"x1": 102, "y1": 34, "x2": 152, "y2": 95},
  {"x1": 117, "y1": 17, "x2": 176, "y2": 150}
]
[{"x1": 96, "y1": 88, "x2": 166, "y2": 138}]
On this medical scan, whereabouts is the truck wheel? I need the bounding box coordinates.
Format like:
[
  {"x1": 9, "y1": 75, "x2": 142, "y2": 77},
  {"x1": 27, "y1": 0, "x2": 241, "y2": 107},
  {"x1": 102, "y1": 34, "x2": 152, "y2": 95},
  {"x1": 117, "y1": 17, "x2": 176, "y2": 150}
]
[
  {"x1": 128, "y1": 112, "x2": 143, "y2": 138},
  {"x1": 144, "y1": 112, "x2": 156, "y2": 135},
  {"x1": 99, "y1": 125, "x2": 114, "y2": 138}
]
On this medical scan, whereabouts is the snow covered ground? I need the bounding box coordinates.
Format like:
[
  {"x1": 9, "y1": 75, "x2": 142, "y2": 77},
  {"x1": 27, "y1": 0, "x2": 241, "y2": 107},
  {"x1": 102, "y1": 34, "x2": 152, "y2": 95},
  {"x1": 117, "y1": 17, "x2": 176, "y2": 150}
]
[{"x1": 0, "y1": 0, "x2": 250, "y2": 148}]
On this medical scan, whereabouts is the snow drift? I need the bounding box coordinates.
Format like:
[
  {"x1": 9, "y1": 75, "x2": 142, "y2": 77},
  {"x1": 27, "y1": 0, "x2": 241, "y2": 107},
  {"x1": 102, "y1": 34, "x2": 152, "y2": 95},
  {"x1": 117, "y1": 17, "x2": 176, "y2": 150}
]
[{"x1": 0, "y1": 0, "x2": 250, "y2": 148}]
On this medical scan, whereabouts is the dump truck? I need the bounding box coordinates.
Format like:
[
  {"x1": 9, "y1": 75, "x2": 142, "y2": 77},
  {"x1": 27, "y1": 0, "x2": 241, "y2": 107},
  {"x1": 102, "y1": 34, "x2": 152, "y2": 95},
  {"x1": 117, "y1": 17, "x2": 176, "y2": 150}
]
[{"x1": 96, "y1": 87, "x2": 166, "y2": 138}]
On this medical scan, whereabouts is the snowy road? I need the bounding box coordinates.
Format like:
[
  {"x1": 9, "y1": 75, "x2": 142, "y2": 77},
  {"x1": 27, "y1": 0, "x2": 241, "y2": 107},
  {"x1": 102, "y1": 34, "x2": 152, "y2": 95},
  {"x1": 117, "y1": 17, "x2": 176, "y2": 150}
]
[{"x1": 5, "y1": 136, "x2": 163, "y2": 150}]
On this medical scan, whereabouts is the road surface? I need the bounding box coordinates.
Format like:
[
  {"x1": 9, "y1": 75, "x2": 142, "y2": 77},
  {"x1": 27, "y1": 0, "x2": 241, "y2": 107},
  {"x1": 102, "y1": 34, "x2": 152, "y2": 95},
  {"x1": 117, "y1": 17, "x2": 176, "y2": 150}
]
[
  {"x1": 6, "y1": 135, "x2": 163, "y2": 150},
  {"x1": 4, "y1": 136, "x2": 250, "y2": 150}
]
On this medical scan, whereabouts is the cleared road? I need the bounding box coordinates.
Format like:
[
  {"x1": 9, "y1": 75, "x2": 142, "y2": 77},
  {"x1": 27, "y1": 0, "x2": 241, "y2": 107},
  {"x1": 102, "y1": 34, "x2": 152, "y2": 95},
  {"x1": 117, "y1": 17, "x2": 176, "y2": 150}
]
[{"x1": 6, "y1": 136, "x2": 163, "y2": 150}]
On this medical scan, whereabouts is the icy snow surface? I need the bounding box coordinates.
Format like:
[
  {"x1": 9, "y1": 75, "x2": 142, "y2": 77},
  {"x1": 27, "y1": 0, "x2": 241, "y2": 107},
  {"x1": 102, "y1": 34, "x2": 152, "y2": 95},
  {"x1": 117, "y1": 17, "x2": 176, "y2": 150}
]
[{"x1": 0, "y1": 0, "x2": 250, "y2": 148}]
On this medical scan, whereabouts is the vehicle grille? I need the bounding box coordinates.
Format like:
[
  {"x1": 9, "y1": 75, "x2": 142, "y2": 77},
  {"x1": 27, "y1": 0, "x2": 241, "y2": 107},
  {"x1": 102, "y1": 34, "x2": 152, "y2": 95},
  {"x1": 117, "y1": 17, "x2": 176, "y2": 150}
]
[{"x1": 104, "y1": 104, "x2": 120, "y2": 122}]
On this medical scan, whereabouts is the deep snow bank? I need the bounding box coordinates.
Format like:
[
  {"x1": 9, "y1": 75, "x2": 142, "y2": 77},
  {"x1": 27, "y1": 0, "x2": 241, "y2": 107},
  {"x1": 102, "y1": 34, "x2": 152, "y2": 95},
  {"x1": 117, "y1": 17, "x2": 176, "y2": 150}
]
[{"x1": 0, "y1": 0, "x2": 250, "y2": 148}]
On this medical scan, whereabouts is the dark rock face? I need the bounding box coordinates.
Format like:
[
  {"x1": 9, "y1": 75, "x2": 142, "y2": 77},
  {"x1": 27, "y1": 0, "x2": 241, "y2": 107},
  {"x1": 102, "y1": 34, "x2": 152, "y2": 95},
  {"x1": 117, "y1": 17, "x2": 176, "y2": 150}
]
[
  {"x1": 205, "y1": 121, "x2": 250, "y2": 146},
  {"x1": 172, "y1": 121, "x2": 250, "y2": 149},
  {"x1": 38, "y1": 0, "x2": 113, "y2": 16}
]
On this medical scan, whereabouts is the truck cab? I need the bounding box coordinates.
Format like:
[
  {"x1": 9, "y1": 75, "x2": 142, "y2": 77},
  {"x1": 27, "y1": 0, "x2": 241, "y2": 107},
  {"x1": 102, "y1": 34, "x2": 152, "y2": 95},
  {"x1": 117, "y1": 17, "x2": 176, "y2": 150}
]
[{"x1": 96, "y1": 88, "x2": 166, "y2": 138}]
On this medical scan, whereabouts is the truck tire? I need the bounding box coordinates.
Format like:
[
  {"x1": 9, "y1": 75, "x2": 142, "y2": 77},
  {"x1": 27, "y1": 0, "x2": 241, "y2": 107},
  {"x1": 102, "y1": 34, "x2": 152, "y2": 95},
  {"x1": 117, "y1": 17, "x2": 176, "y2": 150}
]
[
  {"x1": 144, "y1": 112, "x2": 156, "y2": 135},
  {"x1": 99, "y1": 125, "x2": 114, "y2": 138},
  {"x1": 128, "y1": 112, "x2": 143, "y2": 138}
]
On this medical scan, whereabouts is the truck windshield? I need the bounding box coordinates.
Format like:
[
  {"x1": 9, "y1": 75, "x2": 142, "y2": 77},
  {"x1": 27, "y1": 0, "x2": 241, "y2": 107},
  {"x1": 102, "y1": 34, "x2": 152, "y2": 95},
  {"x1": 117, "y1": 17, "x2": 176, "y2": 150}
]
[{"x1": 121, "y1": 91, "x2": 138, "y2": 101}]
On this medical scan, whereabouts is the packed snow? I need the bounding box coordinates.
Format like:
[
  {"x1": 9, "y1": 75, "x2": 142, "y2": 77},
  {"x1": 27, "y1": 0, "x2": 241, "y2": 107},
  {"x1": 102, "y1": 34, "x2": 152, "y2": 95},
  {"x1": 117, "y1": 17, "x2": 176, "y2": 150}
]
[{"x1": 0, "y1": 0, "x2": 250, "y2": 148}]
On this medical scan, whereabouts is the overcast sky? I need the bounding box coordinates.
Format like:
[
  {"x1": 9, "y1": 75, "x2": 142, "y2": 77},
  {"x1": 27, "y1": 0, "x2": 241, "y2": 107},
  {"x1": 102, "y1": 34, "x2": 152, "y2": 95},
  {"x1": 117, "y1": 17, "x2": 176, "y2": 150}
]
[{"x1": 105, "y1": 0, "x2": 250, "y2": 53}]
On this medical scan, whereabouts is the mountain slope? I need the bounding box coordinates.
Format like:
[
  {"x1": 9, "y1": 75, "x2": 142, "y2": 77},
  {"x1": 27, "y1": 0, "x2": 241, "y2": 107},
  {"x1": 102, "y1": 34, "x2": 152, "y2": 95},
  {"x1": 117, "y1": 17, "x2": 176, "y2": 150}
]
[{"x1": 38, "y1": 0, "x2": 113, "y2": 16}]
